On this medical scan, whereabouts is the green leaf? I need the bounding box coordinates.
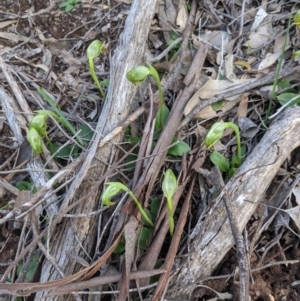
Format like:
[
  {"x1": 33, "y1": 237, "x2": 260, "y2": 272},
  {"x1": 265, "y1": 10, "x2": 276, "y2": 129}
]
[
  {"x1": 150, "y1": 197, "x2": 161, "y2": 220},
  {"x1": 211, "y1": 100, "x2": 223, "y2": 111},
  {"x1": 125, "y1": 153, "x2": 138, "y2": 170},
  {"x1": 155, "y1": 105, "x2": 170, "y2": 131},
  {"x1": 141, "y1": 209, "x2": 153, "y2": 225},
  {"x1": 231, "y1": 153, "x2": 240, "y2": 168},
  {"x1": 79, "y1": 124, "x2": 94, "y2": 142},
  {"x1": 101, "y1": 78, "x2": 110, "y2": 88},
  {"x1": 15, "y1": 181, "x2": 33, "y2": 191},
  {"x1": 210, "y1": 151, "x2": 230, "y2": 172},
  {"x1": 126, "y1": 136, "x2": 140, "y2": 145},
  {"x1": 277, "y1": 93, "x2": 300, "y2": 106},
  {"x1": 137, "y1": 227, "x2": 153, "y2": 250},
  {"x1": 170, "y1": 32, "x2": 180, "y2": 41},
  {"x1": 168, "y1": 140, "x2": 191, "y2": 156},
  {"x1": 277, "y1": 79, "x2": 290, "y2": 90},
  {"x1": 277, "y1": 80, "x2": 297, "y2": 94},
  {"x1": 65, "y1": 4, "x2": 74, "y2": 12},
  {"x1": 59, "y1": 2, "x2": 69, "y2": 8},
  {"x1": 151, "y1": 260, "x2": 163, "y2": 283},
  {"x1": 17, "y1": 254, "x2": 39, "y2": 282},
  {"x1": 228, "y1": 167, "x2": 237, "y2": 178},
  {"x1": 49, "y1": 143, "x2": 79, "y2": 159},
  {"x1": 113, "y1": 240, "x2": 125, "y2": 254}
]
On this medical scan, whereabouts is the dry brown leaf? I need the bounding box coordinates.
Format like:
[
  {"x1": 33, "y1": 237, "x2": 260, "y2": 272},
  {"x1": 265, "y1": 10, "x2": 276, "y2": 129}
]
[
  {"x1": 0, "y1": 20, "x2": 17, "y2": 29},
  {"x1": 250, "y1": 7, "x2": 268, "y2": 31},
  {"x1": 236, "y1": 95, "x2": 249, "y2": 118},
  {"x1": 176, "y1": 3, "x2": 188, "y2": 30},
  {"x1": 184, "y1": 78, "x2": 256, "y2": 118},
  {"x1": 247, "y1": 11, "x2": 272, "y2": 49},
  {"x1": 201, "y1": 30, "x2": 232, "y2": 50},
  {"x1": 234, "y1": 60, "x2": 251, "y2": 71},
  {"x1": 238, "y1": 117, "x2": 259, "y2": 138},
  {"x1": 0, "y1": 32, "x2": 38, "y2": 43},
  {"x1": 224, "y1": 54, "x2": 236, "y2": 82},
  {"x1": 274, "y1": 29, "x2": 289, "y2": 53},
  {"x1": 258, "y1": 50, "x2": 287, "y2": 70},
  {"x1": 165, "y1": 0, "x2": 177, "y2": 23}
]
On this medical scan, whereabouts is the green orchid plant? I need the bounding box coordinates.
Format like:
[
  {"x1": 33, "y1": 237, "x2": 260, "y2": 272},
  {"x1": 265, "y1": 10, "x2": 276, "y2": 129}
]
[
  {"x1": 87, "y1": 40, "x2": 106, "y2": 99},
  {"x1": 126, "y1": 63, "x2": 169, "y2": 131},
  {"x1": 162, "y1": 169, "x2": 178, "y2": 236},
  {"x1": 27, "y1": 110, "x2": 59, "y2": 155},
  {"x1": 101, "y1": 182, "x2": 154, "y2": 227},
  {"x1": 204, "y1": 122, "x2": 242, "y2": 177},
  {"x1": 27, "y1": 108, "x2": 85, "y2": 155},
  {"x1": 37, "y1": 88, "x2": 84, "y2": 147}
]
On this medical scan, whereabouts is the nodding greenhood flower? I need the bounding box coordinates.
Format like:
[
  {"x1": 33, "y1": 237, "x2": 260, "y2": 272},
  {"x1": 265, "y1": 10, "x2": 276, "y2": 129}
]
[
  {"x1": 29, "y1": 114, "x2": 47, "y2": 136},
  {"x1": 127, "y1": 63, "x2": 166, "y2": 131},
  {"x1": 27, "y1": 127, "x2": 44, "y2": 155},
  {"x1": 204, "y1": 122, "x2": 227, "y2": 149},
  {"x1": 87, "y1": 40, "x2": 105, "y2": 60},
  {"x1": 87, "y1": 40, "x2": 106, "y2": 99},
  {"x1": 162, "y1": 169, "x2": 178, "y2": 236},
  {"x1": 126, "y1": 66, "x2": 150, "y2": 85},
  {"x1": 101, "y1": 182, "x2": 124, "y2": 206},
  {"x1": 101, "y1": 182, "x2": 154, "y2": 227}
]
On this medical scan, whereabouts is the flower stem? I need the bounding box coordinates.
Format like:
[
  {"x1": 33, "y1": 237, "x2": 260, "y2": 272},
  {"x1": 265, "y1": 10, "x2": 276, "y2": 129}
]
[
  {"x1": 128, "y1": 191, "x2": 154, "y2": 227},
  {"x1": 146, "y1": 63, "x2": 164, "y2": 108},
  {"x1": 230, "y1": 123, "x2": 242, "y2": 167},
  {"x1": 88, "y1": 59, "x2": 105, "y2": 99},
  {"x1": 167, "y1": 197, "x2": 174, "y2": 236}
]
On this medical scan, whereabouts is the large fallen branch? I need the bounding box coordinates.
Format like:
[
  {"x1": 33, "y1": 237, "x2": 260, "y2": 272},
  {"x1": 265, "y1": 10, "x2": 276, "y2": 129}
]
[
  {"x1": 167, "y1": 106, "x2": 300, "y2": 299},
  {"x1": 36, "y1": 1, "x2": 158, "y2": 300}
]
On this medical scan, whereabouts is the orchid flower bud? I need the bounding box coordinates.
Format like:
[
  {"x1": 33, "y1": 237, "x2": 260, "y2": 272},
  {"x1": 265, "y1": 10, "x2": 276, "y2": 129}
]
[
  {"x1": 162, "y1": 169, "x2": 177, "y2": 236},
  {"x1": 27, "y1": 127, "x2": 44, "y2": 155},
  {"x1": 204, "y1": 122, "x2": 227, "y2": 149},
  {"x1": 126, "y1": 66, "x2": 150, "y2": 85},
  {"x1": 86, "y1": 40, "x2": 105, "y2": 60},
  {"x1": 162, "y1": 169, "x2": 178, "y2": 200}
]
